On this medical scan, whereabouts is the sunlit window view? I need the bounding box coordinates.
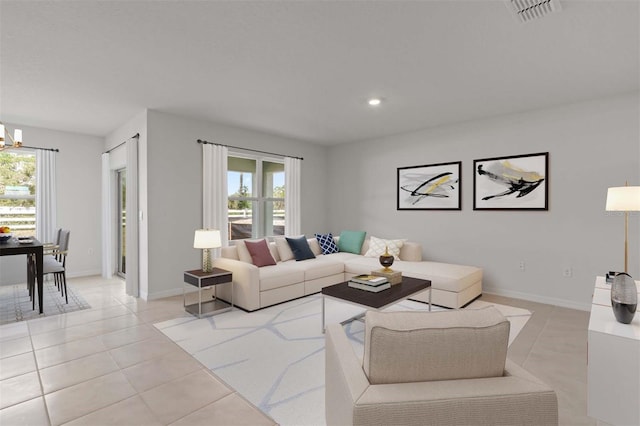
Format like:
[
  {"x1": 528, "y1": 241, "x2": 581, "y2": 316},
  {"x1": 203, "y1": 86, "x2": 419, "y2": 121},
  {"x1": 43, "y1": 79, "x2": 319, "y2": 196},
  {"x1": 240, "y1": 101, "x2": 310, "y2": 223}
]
[
  {"x1": 0, "y1": 151, "x2": 36, "y2": 237},
  {"x1": 227, "y1": 156, "x2": 284, "y2": 240}
]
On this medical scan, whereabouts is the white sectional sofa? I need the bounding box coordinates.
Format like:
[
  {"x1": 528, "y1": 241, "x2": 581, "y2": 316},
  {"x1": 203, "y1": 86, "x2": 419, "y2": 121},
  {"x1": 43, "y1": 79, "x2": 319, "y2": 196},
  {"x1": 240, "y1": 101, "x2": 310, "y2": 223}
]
[{"x1": 213, "y1": 237, "x2": 482, "y2": 312}]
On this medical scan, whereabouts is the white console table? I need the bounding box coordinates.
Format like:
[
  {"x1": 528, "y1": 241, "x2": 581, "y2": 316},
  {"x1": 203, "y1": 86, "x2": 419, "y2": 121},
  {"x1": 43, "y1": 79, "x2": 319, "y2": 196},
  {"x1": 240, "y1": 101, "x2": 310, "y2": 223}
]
[{"x1": 587, "y1": 276, "x2": 640, "y2": 426}]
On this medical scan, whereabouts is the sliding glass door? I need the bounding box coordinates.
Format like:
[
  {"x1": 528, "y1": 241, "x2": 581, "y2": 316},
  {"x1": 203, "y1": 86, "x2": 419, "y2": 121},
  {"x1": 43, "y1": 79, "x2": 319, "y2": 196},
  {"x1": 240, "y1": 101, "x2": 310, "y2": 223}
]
[{"x1": 117, "y1": 169, "x2": 126, "y2": 277}]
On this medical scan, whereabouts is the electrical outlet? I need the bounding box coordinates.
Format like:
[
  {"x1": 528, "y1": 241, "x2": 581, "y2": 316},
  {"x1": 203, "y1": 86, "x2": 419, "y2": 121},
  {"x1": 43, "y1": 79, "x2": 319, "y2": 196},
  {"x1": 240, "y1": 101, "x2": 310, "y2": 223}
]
[
  {"x1": 563, "y1": 267, "x2": 572, "y2": 278},
  {"x1": 519, "y1": 261, "x2": 526, "y2": 272}
]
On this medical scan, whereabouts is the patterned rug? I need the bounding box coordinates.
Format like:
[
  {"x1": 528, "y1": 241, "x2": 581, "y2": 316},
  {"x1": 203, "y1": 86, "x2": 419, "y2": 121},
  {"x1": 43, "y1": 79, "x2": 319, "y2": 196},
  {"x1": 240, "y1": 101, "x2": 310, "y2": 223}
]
[
  {"x1": 0, "y1": 280, "x2": 91, "y2": 325},
  {"x1": 155, "y1": 294, "x2": 531, "y2": 426}
]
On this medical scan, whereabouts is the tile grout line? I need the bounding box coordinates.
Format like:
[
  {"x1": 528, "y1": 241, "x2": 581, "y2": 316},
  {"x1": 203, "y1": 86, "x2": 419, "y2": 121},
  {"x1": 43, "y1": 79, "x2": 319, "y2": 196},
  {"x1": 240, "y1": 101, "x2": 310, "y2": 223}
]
[{"x1": 27, "y1": 315, "x2": 53, "y2": 426}]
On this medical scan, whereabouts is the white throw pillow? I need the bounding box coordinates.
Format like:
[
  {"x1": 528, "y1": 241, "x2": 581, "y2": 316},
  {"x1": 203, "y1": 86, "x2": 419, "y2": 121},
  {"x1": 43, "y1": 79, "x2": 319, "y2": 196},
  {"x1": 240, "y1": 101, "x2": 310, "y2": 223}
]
[{"x1": 364, "y1": 236, "x2": 406, "y2": 260}]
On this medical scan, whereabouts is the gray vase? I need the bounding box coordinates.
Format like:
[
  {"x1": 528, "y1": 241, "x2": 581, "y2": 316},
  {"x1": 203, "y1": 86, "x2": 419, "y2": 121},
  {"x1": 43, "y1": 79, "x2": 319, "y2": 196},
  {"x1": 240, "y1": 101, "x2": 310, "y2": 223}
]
[{"x1": 611, "y1": 273, "x2": 637, "y2": 324}]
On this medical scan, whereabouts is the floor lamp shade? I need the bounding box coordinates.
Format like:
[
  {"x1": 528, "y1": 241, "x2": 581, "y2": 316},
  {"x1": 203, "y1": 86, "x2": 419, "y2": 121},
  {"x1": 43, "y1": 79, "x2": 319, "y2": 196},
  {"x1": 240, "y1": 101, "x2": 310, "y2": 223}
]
[
  {"x1": 606, "y1": 186, "x2": 640, "y2": 211},
  {"x1": 194, "y1": 229, "x2": 222, "y2": 272},
  {"x1": 605, "y1": 186, "x2": 640, "y2": 274}
]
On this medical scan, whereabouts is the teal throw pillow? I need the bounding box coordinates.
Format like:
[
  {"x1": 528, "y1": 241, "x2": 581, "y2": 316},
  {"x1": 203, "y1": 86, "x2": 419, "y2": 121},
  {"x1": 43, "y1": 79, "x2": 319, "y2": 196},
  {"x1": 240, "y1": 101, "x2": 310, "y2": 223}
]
[
  {"x1": 337, "y1": 230, "x2": 367, "y2": 254},
  {"x1": 286, "y1": 236, "x2": 316, "y2": 261}
]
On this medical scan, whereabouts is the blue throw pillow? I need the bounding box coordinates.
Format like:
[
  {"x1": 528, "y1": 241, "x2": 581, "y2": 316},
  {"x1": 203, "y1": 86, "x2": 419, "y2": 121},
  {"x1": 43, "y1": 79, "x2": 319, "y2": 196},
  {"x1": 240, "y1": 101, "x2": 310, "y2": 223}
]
[
  {"x1": 286, "y1": 236, "x2": 316, "y2": 261},
  {"x1": 315, "y1": 233, "x2": 339, "y2": 255},
  {"x1": 337, "y1": 230, "x2": 367, "y2": 254}
]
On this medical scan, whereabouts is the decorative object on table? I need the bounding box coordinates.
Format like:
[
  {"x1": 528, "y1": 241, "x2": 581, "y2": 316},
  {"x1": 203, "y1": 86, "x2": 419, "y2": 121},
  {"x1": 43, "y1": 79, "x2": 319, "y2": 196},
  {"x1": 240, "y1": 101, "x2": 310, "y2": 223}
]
[
  {"x1": 397, "y1": 161, "x2": 461, "y2": 210},
  {"x1": 193, "y1": 229, "x2": 222, "y2": 273},
  {"x1": 350, "y1": 274, "x2": 389, "y2": 285},
  {"x1": 610, "y1": 272, "x2": 637, "y2": 324},
  {"x1": 0, "y1": 226, "x2": 11, "y2": 243},
  {"x1": 605, "y1": 271, "x2": 623, "y2": 284},
  {"x1": 473, "y1": 152, "x2": 548, "y2": 210},
  {"x1": 372, "y1": 269, "x2": 403, "y2": 285},
  {"x1": 348, "y1": 275, "x2": 391, "y2": 292},
  {"x1": 348, "y1": 281, "x2": 391, "y2": 292},
  {"x1": 379, "y1": 246, "x2": 394, "y2": 271},
  {"x1": 605, "y1": 184, "x2": 640, "y2": 273}
]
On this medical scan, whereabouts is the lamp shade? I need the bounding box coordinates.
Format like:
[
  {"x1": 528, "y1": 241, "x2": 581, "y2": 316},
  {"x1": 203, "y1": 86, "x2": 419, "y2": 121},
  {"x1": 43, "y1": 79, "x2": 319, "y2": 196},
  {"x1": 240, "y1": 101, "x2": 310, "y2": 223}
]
[
  {"x1": 193, "y1": 229, "x2": 222, "y2": 249},
  {"x1": 606, "y1": 186, "x2": 640, "y2": 211}
]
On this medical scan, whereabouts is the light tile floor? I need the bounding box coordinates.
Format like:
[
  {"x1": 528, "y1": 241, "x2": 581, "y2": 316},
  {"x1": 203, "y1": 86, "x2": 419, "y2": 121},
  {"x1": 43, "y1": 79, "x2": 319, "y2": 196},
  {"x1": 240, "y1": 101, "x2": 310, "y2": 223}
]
[
  {"x1": 0, "y1": 276, "x2": 276, "y2": 426},
  {"x1": 0, "y1": 276, "x2": 595, "y2": 425}
]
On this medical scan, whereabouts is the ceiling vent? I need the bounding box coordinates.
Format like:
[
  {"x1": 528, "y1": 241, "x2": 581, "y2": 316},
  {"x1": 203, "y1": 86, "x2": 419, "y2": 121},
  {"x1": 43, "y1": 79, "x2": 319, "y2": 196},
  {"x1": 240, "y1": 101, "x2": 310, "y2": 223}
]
[{"x1": 506, "y1": 0, "x2": 562, "y2": 23}]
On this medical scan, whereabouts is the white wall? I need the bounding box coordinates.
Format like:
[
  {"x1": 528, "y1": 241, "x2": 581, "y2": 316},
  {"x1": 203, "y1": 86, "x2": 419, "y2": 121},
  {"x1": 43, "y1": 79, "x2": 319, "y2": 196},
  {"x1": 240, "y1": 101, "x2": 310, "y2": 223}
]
[
  {"x1": 327, "y1": 93, "x2": 640, "y2": 310},
  {"x1": 105, "y1": 110, "x2": 148, "y2": 297},
  {"x1": 1, "y1": 125, "x2": 104, "y2": 285},
  {"x1": 144, "y1": 110, "x2": 329, "y2": 299}
]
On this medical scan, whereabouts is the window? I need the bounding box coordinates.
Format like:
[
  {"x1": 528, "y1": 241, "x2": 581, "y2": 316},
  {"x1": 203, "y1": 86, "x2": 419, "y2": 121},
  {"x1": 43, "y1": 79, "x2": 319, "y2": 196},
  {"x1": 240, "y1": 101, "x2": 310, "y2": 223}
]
[
  {"x1": 0, "y1": 151, "x2": 36, "y2": 237},
  {"x1": 227, "y1": 154, "x2": 285, "y2": 240}
]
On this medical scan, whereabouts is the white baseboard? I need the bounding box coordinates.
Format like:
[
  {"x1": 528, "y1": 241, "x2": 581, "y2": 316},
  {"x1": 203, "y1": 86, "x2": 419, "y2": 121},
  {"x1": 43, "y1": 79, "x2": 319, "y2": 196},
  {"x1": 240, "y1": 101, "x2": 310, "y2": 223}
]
[
  {"x1": 145, "y1": 287, "x2": 185, "y2": 301},
  {"x1": 483, "y1": 286, "x2": 591, "y2": 312},
  {"x1": 67, "y1": 269, "x2": 102, "y2": 279}
]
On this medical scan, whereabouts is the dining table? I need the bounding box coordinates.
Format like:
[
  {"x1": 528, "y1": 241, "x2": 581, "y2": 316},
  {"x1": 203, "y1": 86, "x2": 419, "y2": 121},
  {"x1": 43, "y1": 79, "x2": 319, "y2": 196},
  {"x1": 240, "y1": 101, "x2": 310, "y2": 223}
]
[{"x1": 0, "y1": 237, "x2": 44, "y2": 314}]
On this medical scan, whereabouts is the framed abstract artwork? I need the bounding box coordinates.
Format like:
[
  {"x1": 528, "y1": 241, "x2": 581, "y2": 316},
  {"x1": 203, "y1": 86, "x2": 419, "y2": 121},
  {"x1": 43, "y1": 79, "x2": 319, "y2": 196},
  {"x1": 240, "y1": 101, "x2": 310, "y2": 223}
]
[
  {"x1": 397, "y1": 161, "x2": 461, "y2": 210},
  {"x1": 473, "y1": 152, "x2": 549, "y2": 210}
]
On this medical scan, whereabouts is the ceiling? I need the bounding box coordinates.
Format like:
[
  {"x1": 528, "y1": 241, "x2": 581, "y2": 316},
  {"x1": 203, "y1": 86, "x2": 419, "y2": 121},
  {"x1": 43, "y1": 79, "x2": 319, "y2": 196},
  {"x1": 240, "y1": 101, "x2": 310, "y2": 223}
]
[{"x1": 0, "y1": 0, "x2": 638, "y2": 145}]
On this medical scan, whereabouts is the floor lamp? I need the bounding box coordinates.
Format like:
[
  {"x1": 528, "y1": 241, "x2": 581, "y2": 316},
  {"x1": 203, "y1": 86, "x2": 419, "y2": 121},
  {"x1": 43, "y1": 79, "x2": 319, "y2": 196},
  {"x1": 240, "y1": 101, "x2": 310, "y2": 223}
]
[{"x1": 606, "y1": 185, "x2": 640, "y2": 273}]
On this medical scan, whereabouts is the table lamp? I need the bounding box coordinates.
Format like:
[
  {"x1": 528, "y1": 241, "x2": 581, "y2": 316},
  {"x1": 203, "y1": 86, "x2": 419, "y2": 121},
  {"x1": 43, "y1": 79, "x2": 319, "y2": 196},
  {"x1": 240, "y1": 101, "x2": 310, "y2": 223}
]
[
  {"x1": 606, "y1": 184, "x2": 640, "y2": 273},
  {"x1": 194, "y1": 229, "x2": 221, "y2": 273}
]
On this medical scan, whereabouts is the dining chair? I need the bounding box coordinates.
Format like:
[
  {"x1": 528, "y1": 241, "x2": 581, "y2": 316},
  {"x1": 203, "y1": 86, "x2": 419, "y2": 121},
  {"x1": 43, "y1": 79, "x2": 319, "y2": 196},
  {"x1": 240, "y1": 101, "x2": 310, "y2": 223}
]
[{"x1": 43, "y1": 229, "x2": 70, "y2": 303}]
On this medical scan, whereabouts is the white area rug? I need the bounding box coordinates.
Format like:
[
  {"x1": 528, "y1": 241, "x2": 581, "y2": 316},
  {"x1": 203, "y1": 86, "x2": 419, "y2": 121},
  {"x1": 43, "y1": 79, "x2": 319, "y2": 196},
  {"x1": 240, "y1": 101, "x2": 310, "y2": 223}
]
[{"x1": 155, "y1": 294, "x2": 531, "y2": 426}]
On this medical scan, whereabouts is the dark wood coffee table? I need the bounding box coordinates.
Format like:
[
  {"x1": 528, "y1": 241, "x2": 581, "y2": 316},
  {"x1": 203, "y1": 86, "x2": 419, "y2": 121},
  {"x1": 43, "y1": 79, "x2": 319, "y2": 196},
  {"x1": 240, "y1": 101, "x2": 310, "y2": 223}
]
[{"x1": 321, "y1": 276, "x2": 431, "y2": 332}]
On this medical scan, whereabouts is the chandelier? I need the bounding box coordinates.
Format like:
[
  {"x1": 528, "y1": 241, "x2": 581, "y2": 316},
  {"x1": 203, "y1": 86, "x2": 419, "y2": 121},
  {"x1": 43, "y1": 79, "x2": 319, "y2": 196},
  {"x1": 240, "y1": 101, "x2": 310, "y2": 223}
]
[{"x1": 0, "y1": 121, "x2": 23, "y2": 151}]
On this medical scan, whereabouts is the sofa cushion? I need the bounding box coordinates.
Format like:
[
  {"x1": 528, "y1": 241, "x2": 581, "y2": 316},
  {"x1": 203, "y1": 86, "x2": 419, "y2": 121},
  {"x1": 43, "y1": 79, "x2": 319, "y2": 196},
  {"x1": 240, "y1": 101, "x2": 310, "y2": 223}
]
[
  {"x1": 315, "y1": 233, "x2": 339, "y2": 255},
  {"x1": 275, "y1": 236, "x2": 301, "y2": 262},
  {"x1": 258, "y1": 264, "x2": 305, "y2": 291},
  {"x1": 292, "y1": 257, "x2": 345, "y2": 281},
  {"x1": 234, "y1": 240, "x2": 253, "y2": 264},
  {"x1": 244, "y1": 239, "x2": 277, "y2": 267},
  {"x1": 234, "y1": 240, "x2": 279, "y2": 264},
  {"x1": 308, "y1": 238, "x2": 323, "y2": 256},
  {"x1": 337, "y1": 230, "x2": 367, "y2": 254},
  {"x1": 286, "y1": 236, "x2": 316, "y2": 261},
  {"x1": 363, "y1": 307, "x2": 509, "y2": 385},
  {"x1": 343, "y1": 257, "x2": 481, "y2": 293},
  {"x1": 364, "y1": 236, "x2": 405, "y2": 260}
]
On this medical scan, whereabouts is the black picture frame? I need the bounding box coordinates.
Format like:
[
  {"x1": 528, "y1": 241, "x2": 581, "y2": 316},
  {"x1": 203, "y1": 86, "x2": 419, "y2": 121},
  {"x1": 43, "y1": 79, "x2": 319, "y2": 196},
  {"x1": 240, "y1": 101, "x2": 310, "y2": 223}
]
[
  {"x1": 473, "y1": 152, "x2": 549, "y2": 211},
  {"x1": 397, "y1": 161, "x2": 462, "y2": 210}
]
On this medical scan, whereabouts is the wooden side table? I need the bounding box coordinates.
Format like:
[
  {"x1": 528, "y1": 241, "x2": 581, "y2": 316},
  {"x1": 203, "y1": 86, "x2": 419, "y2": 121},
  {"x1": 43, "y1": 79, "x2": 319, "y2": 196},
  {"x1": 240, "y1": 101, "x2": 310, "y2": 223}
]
[{"x1": 183, "y1": 268, "x2": 233, "y2": 318}]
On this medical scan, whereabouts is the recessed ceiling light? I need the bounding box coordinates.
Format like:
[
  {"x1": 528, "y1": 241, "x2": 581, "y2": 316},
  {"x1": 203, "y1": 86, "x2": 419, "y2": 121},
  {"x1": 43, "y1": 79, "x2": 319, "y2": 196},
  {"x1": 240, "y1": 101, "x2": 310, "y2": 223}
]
[{"x1": 368, "y1": 98, "x2": 382, "y2": 106}]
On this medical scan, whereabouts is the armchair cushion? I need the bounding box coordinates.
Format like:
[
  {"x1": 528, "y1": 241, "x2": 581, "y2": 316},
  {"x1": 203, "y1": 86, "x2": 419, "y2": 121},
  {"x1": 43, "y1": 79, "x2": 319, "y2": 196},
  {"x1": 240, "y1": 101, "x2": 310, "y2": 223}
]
[{"x1": 363, "y1": 306, "x2": 509, "y2": 384}]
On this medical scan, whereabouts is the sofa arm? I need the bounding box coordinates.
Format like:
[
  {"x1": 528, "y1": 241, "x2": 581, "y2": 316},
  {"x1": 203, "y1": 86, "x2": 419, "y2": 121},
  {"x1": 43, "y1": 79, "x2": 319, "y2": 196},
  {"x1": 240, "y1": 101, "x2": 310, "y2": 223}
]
[
  {"x1": 325, "y1": 324, "x2": 370, "y2": 426},
  {"x1": 212, "y1": 257, "x2": 261, "y2": 311},
  {"x1": 352, "y1": 360, "x2": 558, "y2": 426}
]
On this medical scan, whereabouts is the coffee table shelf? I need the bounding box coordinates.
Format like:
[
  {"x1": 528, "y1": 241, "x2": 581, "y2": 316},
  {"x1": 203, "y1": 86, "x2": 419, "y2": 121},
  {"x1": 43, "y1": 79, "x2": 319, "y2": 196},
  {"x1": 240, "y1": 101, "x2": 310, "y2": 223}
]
[{"x1": 321, "y1": 276, "x2": 431, "y2": 332}]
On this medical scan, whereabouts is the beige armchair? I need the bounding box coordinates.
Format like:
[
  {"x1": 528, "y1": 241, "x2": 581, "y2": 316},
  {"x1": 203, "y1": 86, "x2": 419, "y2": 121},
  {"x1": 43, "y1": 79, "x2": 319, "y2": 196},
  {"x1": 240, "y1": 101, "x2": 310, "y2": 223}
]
[{"x1": 325, "y1": 307, "x2": 558, "y2": 426}]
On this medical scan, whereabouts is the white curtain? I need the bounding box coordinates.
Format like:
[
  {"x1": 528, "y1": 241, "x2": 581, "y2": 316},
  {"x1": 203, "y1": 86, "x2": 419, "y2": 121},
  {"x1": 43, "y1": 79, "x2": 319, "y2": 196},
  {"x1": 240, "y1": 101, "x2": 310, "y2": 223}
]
[
  {"x1": 126, "y1": 138, "x2": 139, "y2": 297},
  {"x1": 285, "y1": 157, "x2": 301, "y2": 235},
  {"x1": 203, "y1": 144, "x2": 229, "y2": 252},
  {"x1": 101, "y1": 153, "x2": 113, "y2": 278},
  {"x1": 36, "y1": 150, "x2": 57, "y2": 243}
]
